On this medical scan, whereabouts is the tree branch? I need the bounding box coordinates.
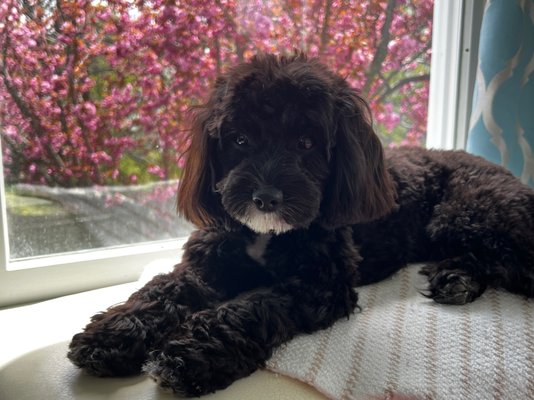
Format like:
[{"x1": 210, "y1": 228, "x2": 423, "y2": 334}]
[
  {"x1": 0, "y1": 13, "x2": 66, "y2": 185},
  {"x1": 362, "y1": 0, "x2": 396, "y2": 95},
  {"x1": 376, "y1": 73, "x2": 430, "y2": 103},
  {"x1": 283, "y1": 0, "x2": 307, "y2": 51},
  {"x1": 318, "y1": 0, "x2": 332, "y2": 57},
  {"x1": 214, "y1": 0, "x2": 244, "y2": 62},
  {"x1": 2, "y1": 133, "x2": 57, "y2": 185},
  {"x1": 0, "y1": 37, "x2": 44, "y2": 136}
]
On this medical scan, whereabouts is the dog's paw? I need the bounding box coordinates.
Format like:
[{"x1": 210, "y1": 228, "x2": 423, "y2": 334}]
[
  {"x1": 419, "y1": 263, "x2": 484, "y2": 305},
  {"x1": 67, "y1": 312, "x2": 148, "y2": 376},
  {"x1": 143, "y1": 338, "x2": 229, "y2": 397},
  {"x1": 143, "y1": 347, "x2": 199, "y2": 396}
]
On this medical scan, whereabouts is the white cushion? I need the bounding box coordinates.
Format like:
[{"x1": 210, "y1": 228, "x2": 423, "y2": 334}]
[{"x1": 268, "y1": 265, "x2": 534, "y2": 399}]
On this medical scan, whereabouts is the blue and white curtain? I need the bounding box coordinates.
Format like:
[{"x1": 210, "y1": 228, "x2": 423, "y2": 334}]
[{"x1": 467, "y1": 0, "x2": 534, "y2": 187}]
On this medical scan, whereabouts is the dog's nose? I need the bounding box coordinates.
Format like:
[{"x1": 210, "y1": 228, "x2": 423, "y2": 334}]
[{"x1": 252, "y1": 187, "x2": 283, "y2": 212}]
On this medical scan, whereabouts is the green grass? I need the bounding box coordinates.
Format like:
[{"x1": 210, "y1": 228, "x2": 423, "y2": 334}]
[{"x1": 5, "y1": 191, "x2": 69, "y2": 217}]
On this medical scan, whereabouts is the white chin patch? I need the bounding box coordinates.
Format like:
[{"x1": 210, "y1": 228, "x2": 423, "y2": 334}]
[{"x1": 237, "y1": 210, "x2": 294, "y2": 234}]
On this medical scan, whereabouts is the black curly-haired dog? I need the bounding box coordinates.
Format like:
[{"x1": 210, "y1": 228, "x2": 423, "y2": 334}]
[{"x1": 68, "y1": 53, "x2": 534, "y2": 396}]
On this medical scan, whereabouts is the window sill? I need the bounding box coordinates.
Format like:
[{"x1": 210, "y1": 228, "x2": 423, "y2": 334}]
[
  {"x1": 0, "y1": 239, "x2": 186, "y2": 308},
  {"x1": 0, "y1": 258, "x2": 176, "y2": 368}
]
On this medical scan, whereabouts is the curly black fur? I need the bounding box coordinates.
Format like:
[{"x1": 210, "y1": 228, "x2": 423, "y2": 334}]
[{"x1": 68, "y1": 53, "x2": 534, "y2": 396}]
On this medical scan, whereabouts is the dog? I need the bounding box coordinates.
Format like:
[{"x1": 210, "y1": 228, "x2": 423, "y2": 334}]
[{"x1": 68, "y1": 53, "x2": 534, "y2": 396}]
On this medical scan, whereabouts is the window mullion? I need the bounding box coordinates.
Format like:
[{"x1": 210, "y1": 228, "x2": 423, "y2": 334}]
[{"x1": 426, "y1": 0, "x2": 484, "y2": 150}]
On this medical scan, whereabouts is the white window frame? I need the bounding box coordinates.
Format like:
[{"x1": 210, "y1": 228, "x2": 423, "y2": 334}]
[
  {"x1": 0, "y1": 0, "x2": 485, "y2": 307},
  {"x1": 426, "y1": 0, "x2": 485, "y2": 150}
]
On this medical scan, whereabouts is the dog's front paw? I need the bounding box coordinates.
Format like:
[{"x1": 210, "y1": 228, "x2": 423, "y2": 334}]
[
  {"x1": 68, "y1": 311, "x2": 149, "y2": 376},
  {"x1": 143, "y1": 338, "x2": 230, "y2": 397},
  {"x1": 143, "y1": 342, "x2": 200, "y2": 397}
]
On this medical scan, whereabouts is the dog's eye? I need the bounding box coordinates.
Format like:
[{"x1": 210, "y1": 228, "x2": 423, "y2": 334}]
[
  {"x1": 297, "y1": 136, "x2": 315, "y2": 150},
  {"x1": 234, "y1": 135, "x2": 249, "y2": 146}
]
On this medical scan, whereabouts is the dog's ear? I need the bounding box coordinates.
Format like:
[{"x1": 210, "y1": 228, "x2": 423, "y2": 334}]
[
  {"x1": 177, "y1": 81, "x2": 227, "y2": 228},
  {"x1": 321, "y1": 85, "x2": 397, "y2": 228}
]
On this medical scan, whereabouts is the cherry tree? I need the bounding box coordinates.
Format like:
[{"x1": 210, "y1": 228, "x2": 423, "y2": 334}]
[{"x1": 0, "y1": 0, "x2": 433, "y2": 187}]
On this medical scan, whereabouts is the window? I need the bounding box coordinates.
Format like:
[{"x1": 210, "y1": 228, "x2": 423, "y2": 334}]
[{"x1": 0, "y1": 0, "x2": 481, "y2": 307}]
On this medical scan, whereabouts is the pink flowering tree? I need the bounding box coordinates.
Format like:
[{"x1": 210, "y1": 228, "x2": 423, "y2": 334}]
[{"x1": 0, "y1": 0, "x2": 432, "y2": 188}]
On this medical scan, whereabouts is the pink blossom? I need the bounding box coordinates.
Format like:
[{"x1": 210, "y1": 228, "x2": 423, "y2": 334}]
[
  {"x1": 90, "y1": 151, "x2": 112, "y2": 164},
  {"x1": 148, "y1": 165, "x2": 166, "y2": 179},
  {"x1": 4, "y1": 125, "x2": 17, "y2": 138}
]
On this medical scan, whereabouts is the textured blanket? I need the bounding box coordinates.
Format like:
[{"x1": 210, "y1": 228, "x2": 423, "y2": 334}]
[{"x1": 267, "y1": 265, "x2": 534, "y2": 400}]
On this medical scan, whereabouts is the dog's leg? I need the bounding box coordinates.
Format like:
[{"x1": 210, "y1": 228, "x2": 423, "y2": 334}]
[
  {"x1": 67, "y1": 266, "x2": 223, "y2": 376},
  {"x1": 420, "y1": 184, "x2": 534, "y2": 304},
  {"x1": 422, "y1": 250, "x2": 534, "y2": 304},
  {"x1": 143, "y1": 278, "x2": 358, "y2": 396}
]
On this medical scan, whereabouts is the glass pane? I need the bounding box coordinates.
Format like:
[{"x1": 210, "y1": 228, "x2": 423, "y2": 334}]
[{"x1": 0, "y1": 0, "x2": 433, "y2": 260}]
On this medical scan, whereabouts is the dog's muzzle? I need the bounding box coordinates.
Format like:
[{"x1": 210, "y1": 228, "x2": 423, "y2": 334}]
[{"x1": 217, "y1": 153, "x2": 323, "y2": 235}]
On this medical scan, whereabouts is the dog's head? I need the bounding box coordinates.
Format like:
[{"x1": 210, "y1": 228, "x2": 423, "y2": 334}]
[{"x1": 177, "y1": 53, "x2": 396, "y2": 233}]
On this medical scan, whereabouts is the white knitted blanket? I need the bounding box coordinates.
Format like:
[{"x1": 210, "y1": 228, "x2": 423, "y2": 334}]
[{"x1": 266, "y1": 265, "x2": 534, "y2": 400}]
